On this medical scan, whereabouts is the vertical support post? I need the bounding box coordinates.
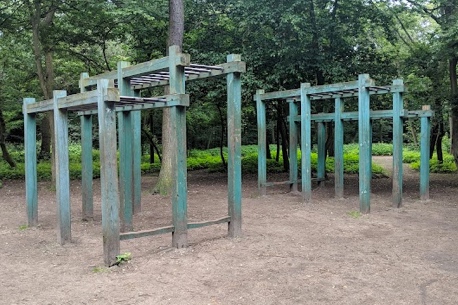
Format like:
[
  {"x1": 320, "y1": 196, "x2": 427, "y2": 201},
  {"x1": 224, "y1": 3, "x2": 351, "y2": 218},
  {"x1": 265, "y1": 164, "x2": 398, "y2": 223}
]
[
  {"x1": 132, "y1": 108, "x2": 142, "y2": 214},
  {"x1": 420, "y1": 105, "x2": 431, "y2": 200},
  {"x1": 358, "y1": 74, "x2": 372, "y2": 213},
  {"x1": 23, "y1": 98, "x2": 38, "y2": 227},
  {"x1": 80, "y1": 72, "x2": 93, "y2": 221},
  {"x1": 117, "y1": 111, "x2": 133, "y2": 232},
  {"x1": 117, "y1": 61, "x2": 134, "y2": 232},
  {"x1": 392, "y1": 79, "x2": 404, "y2": 207},
  {"x1": 227, "y1": 54, "x2": 242, "y2": 237},
  {"x1": 256, "y1": 90, "x2": 267, "y2": 196},
  {"x1": 169, "y1": 45, "x2": 188, "y2": 248},
  {"x1": 300, "y1": 83, "x2": 312, "y2": 202},
  {"x1": 288, "y1": 99, "x2": 299, "y2": 192},
  {"x1": 81, "y1": 114, "x2": 93, "y2": 220},
  {"x1": 334, "y1": 97, "x2": 344, "y2": 198},
  {"x1": 53, "y1": 90, "x2": 71, "y2": 244},
  {"x1": 317, "y1": 121, "x2": 326, "y2": 185},
  {"x1": 97, "y1": 79, "x2": 120, "y2": 266}
]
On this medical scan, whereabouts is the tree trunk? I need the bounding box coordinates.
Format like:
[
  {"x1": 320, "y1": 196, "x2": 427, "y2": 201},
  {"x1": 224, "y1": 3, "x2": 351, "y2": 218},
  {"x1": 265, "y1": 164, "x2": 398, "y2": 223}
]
[
  {"x1": 449, "y1": 57, "x2": 458, "y2": 167},
  {"x1": 216, "y1": 104, "x2": 227, "y2": 170},
  {"x1": 0, "y1": 109, "x2": 15, "y2": 167},
  {"x1": 154, "y1": 0, "x2": 184, "y2": 194}
]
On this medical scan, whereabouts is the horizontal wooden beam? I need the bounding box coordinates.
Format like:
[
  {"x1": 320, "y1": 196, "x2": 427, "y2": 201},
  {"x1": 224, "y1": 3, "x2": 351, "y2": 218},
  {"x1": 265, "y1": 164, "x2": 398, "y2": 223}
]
[
  {"x1": 289, "y1": 109, "x2": 434, "y2": 122},
  {"x1": 120, "y1": 225, "x2": 174, "y2": 241},
  {"x1": 77, "y1": 94, "x2": 189, "y2": 115},
  {"x1": 187, "y1": 216, "x2": 231, "y2": 229},
  {"x1": 25, "y1": 88, "x2": 119, "y2": 114},
  {"x1": 119, "y1": 216, "x2": 231, "y2": 241},
  {"x1": 131, "y1": 61, "x2": 246, "y2": 90}
]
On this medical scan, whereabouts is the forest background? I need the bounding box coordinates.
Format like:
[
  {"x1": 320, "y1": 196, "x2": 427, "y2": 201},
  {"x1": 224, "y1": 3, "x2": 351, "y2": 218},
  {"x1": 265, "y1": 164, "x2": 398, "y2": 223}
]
[{"x1": 0, "y1": 0, "x2": 457, "y2": 180}]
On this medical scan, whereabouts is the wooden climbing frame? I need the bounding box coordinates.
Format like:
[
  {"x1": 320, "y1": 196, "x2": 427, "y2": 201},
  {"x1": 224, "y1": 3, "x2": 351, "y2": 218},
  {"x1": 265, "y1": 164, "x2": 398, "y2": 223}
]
[
  {"x1": 255, "y1": 74, "x2": 433, "y2": 213},
  {"x1": 23, "y1": 46, "x2": 245, "y2": 266}
]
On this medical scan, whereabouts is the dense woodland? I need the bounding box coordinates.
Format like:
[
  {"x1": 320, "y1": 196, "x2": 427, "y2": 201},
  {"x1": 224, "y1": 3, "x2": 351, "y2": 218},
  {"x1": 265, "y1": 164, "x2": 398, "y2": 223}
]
[{"x1": 0, "y1": 0, "x2": 458, "y2": 171}]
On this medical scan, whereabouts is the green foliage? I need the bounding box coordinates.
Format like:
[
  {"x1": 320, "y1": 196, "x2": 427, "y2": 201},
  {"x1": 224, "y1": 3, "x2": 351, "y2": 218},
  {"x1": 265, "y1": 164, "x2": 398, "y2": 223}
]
[
  {"x1": 115, "y1": 252, "x2": 132, "y2": 265},
  {"x1": 18, "y1": 225, "x2": 28, "y2": 231},
  {"x1": 347, "y1": 211, "x2": 362, "y2": 219}
]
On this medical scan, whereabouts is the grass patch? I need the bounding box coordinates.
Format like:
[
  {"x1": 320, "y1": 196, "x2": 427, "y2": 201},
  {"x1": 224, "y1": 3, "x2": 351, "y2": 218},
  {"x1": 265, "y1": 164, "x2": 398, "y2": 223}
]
[{"x1": 347, "y1": 210, "x2": 362, "y2": 219}]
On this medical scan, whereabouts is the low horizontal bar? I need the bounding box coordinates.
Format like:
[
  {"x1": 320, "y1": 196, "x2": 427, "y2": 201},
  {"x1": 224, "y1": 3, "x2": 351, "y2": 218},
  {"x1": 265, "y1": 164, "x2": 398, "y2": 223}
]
[
  {"x1": 120, "y1": 225, "x2": 174, "y2": 240},
  {"x1": 187, "y1": 216, "x2": 231, "y2": 230},
  {"x1": 289, "y1": 109, "x2": 434, "y2": 122},
  {"x1": 263, "y1": 178, "x2": 324, "y2": 188}
]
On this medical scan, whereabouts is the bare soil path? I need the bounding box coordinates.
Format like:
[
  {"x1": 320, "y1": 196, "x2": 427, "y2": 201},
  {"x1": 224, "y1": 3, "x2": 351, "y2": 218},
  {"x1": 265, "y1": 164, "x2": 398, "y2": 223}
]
[{"x1": 1, "y1": 158, "x2": 458, "y2": 304}]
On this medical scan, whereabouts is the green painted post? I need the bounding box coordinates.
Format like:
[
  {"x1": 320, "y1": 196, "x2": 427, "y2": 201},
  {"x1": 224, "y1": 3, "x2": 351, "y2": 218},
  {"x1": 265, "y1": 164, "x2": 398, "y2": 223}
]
[
  {"x1": 420, "y1": 105, "x2": 431, "y2": 200},
  {"x1": 227, "y1": 54, "x2": 242, "y2": 237},
  {"x1": 79, "y1": 73, "x2": 93, "y2": 221},
  {"x1": 23, "y1": 98, "x2": 38, "y2": 227},
  {"x1": 358, "y1": 74, "x2": 372, "y2": 213},
  {"x1": 118, "y1": 111, "x2": 133, "y2": 232},
  {"x1": 169, "y1": 45, "x2": 188, "y2": 248},
  {"x1": 53, "y1": 90, "x2": 71, "y2": 244},
  {"x1": 317, "y1": 121, "x2": 326, "y2": 185},
  {"x1": 288, "y1": 99, "x2": 299, "y2": 192},
  {"x1": 81, "y1": 114, "x2": 93, "y2": 220},
  {"x1": 300, "y1": 83, "x2": 312, "y2": 202},
  {"x1": 334, "y1": 97, "x2": 344, "y2": 198},
  {"x1": 392, "y1": 79, "x2": 404, "y2": 207},
  {"x1": 132, "y1": 109, "x2": 142, "y2": 214},
  {"x1": 117, "y1": 61, "x2": 134, "y2": 232},
  {"x1": 256, "y1": 90, "x2": 267, "y2": 196},
  {"x1": 97, "y1": 79, "x2": 120, "y2": 266}
]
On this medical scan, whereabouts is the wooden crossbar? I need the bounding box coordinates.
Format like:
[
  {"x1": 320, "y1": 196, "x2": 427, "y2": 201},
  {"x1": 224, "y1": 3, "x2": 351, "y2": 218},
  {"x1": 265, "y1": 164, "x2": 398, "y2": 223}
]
[{"x1": 119, "y1": 217, "x2": 231, "y2": 241}]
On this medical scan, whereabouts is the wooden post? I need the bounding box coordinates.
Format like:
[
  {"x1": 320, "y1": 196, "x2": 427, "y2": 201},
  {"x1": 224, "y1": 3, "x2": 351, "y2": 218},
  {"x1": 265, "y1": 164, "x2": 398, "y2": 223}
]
[
  {"x1": 288, "y1": 99, "x2": 299, "y2": 192},
  {"x1": 358, "y1": 74, "x2": 372, "y2": 213},
  {"x1": 81, "y1": 114, "x2": 93, "y2": 220},
  {"x1": 256, "y1": 89, "x2": 267, "y2": 196},
  {"x1": 334, "y1": 97, "x2": 344, "y2": 198},
  {"x1": 53, "y1": 90, "x2": 71, "y2": 244},
  {"x1": 317, "y1": 121, "x2": 326, "y2": 185},
  {"x1": 132, "y1": 109, "x2": 142, "y2": 214},
  {"x1": 392, "y1": 79, "x2": 404, "y2": 207},
  {"x1": 117, "y1": 61, "x2": 134, "y2": 232},
  {"x1": 169, "y1": 45, "x2": 187, "y2": 248},
  {"x1": 97, "y1": 79, "x2": 120, "y2": 266},
  {"x1": 420, "y1": 105, "x2": 431, "y2": 200},
  {"x1": 300, "y1": 83, "x2": 312, "y2": 202},
  {"x1": 23, "y1": 98, "x2": 38, "y2": 227},
  {"x1": 79, "y1": 73, "x2": 93, "y2": 221},
  {"x1": 227, "y1": 54, "x2": 242, "y2": 237}
]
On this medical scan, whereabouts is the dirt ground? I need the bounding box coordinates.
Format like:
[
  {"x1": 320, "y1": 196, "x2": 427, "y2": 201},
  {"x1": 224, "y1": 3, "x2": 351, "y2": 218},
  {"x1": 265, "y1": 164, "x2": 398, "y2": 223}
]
[{"x1": 1, "y1": 156, "x2": 458, "y2": 305}]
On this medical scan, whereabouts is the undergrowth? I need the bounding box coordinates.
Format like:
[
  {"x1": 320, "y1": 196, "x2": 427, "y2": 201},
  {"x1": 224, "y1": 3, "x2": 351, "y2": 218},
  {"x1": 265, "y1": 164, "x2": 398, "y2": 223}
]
[{"x1": 0, "y1": 142, "x2": 455, "y2": 181}]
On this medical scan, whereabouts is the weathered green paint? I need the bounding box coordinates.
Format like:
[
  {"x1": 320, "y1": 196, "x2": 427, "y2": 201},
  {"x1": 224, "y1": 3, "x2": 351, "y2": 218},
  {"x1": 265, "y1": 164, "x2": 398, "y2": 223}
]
[
  {"x1": 227, "y1": 54, "x2": 242, "y2": 237},
  {"x1": 97, "y1": 79, "x2": 120, "y2": 266},
  {"x1": 80, "y1": 73, "x2": 93, "y2": 221},
  {"x1": 300, "y1": 83, "x2": 312, "y2": 202},
  {"x1": 317, "y1": 121, "x2": 326, "y2": 185},
  {"x1": 288, "y1": 99, "x2": 298, "y2": 192},
  {"x1": 290, "y1": 109, "x2": 433, "y2": 123},
  {"x1": 23, "y1": 98, "x2": 38, "y2": 226},
  {"x1": 169, "y1": 45, "x2": 188, "y2": 248},
  {"x1": 118, "y1": 111, "x2": 133, "y2": 232},
  {"x1": 392, "y1": 79, "x2": 404, "y2": 207},
  {"x1": 81, "y1": 115, "x2": 93, "y2": 220},
  {"x1": 334, "y1": 97, "x2": 344, "y2": 198},
  {"x1": 256, "y1": 90, "x2": 267, "y2": 196},
  {"x1": 132, "y1": 109, "x2": 142, "y2": 214},
  {"x1": 53, "y1": 90, "x2": 71, "y2": 244},
  {"x1": 358, "y1": 74, "x2": 372, "y2": 213},
  {"x1": 420, "y1": 108, "x2": 431, "y2": 200},
  {"x1": 117, "y1": 61, "x2": 134, "y2": 232}
]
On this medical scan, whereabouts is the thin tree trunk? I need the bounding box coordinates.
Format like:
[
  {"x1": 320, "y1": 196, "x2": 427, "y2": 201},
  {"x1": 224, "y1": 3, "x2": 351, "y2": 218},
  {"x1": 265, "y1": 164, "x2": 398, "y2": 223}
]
[
  {"x1": 216, "y1": 104, "x2": 227, "y2": 169},
  {"x1": 0, "y1": 109, "x2": 15, "y2": 167},
  {"x1": 449, "y1": 56, "x2": 458, "y2": 168},
  {"x1": 154, "y1": 0, "x2": 184, "y2": 194}
]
